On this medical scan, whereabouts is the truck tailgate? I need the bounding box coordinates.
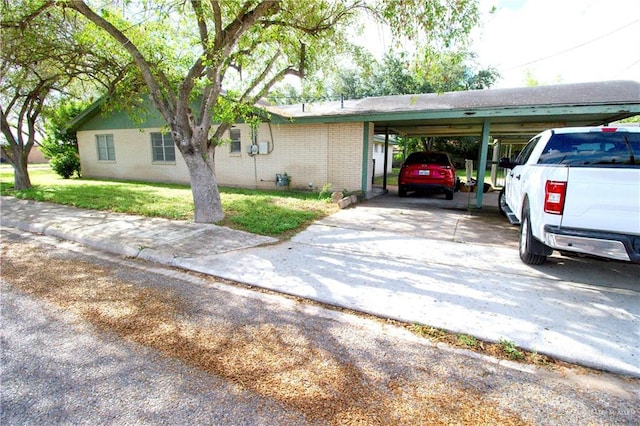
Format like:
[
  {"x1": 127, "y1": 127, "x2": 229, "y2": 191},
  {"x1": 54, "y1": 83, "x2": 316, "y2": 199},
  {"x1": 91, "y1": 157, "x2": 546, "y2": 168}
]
[{"x1": 561, "y1": 168, "x2": 640, "y2": 234}]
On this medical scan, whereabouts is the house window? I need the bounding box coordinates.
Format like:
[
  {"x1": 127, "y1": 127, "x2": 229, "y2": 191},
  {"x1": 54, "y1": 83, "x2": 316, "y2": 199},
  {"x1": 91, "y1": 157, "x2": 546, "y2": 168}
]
[
  {"x1": 151, "y1": 132, "x2": 176, "y2": 162},
  {"x1": 96, "y1": 134, "x2": 115, "y2": 161},
  {"x1": 230, "y1": 128, "x2": 241, "y2": 153}
]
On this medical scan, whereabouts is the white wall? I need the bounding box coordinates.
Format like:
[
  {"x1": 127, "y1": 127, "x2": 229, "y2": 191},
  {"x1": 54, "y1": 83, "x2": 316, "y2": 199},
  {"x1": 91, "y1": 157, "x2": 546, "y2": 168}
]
[{"x1": 372, "y1": 140, "x2": 394, "y2": 177}]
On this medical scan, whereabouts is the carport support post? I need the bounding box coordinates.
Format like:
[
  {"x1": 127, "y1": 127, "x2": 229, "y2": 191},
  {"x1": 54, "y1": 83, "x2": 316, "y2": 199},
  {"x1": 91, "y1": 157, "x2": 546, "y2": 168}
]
[
  {"x1": 361, "y1": 122, "x2": 370, "y2": 194},
  {"x1": 475, "y1": 120, "x2": 491, "y2": 208},
  {"x1": 383, "y1": 128, "x2": 390, "y2": 190}
]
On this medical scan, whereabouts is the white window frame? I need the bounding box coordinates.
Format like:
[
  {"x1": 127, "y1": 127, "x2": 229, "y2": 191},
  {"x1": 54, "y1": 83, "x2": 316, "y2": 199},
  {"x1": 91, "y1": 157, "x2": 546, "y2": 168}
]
[
  {"x1": 151, "y1": 132, "x2": 176, "y2": 163},
  {"x1": 96, "y1": 134, "x2": 115, "y2": 161},
  {"x1": 230, "y1": 128, "x2": 241, "y2": 153}
]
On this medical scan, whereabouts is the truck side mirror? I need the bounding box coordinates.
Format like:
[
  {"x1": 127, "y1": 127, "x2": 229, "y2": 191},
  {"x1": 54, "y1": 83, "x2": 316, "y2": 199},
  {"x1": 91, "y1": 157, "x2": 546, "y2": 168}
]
[{"x1": 499, "y1": 157, "x2": 516, "y2": 169}]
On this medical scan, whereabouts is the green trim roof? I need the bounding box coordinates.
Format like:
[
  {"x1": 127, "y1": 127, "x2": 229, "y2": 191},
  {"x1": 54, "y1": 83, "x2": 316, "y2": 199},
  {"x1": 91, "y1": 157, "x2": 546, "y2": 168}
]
[
  {"x1": 265, "y1": 80, "x2": 640, "y2": 140},
  {"x1": 71, "y1": 80, "x2": 640, "y2": 141}
]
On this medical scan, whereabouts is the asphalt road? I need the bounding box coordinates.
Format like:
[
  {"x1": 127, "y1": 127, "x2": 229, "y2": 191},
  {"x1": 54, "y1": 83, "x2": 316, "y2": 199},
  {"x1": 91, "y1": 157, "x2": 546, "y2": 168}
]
[{"x1": 2, "y1": 227, "x2": 639, "y2": 425}]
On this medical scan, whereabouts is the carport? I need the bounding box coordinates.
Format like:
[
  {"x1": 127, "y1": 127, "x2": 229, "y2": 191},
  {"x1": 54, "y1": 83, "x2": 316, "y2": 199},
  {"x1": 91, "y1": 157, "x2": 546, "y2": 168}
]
[
  {"x1": 369, "y1": 80, "x2": 640, "y2": 207},
  {"x1": 269, "y1": 80, "x2": 640, "y2": 207}
]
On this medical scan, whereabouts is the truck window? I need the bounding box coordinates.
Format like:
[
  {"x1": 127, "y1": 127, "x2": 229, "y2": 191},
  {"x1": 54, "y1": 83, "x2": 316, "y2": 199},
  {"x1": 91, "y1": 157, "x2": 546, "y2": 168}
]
[
  {"x1": 538, "y1": 132, "x2": 640, "y2": 166},
  {"x1": 516, "y1": 137, "x2": 540, "y2": 164}
]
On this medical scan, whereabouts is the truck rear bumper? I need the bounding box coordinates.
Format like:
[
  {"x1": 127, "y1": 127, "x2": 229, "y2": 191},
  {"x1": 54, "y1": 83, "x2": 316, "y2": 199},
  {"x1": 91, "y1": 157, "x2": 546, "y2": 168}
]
[{"x1": 543, "y1": 225, "x2": 640, "y2": 263}]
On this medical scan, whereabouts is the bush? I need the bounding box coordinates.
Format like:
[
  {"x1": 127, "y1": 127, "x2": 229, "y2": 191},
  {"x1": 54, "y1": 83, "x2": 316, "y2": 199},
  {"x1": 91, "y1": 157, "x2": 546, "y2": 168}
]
[
  {"x1": 50, "y1": 151, "x2": 81, "y2": 179},
  {"x1": 318, "y1": 183, "x2": 333, "y2": 199}
]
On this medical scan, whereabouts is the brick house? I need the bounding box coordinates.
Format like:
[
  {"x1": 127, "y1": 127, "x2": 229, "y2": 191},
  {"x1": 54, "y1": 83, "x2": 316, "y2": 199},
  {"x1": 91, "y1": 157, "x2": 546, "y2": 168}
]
[
  {"x1": 72, "y1": 96, "x2": 390, "y2": 195},
  {"x1": 70, "y1": 80, "x2": 640, "y2": 200}
]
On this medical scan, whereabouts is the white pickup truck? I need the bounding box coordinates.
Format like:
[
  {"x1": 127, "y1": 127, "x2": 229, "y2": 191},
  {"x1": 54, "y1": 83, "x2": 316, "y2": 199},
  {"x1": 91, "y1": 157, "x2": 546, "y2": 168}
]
[{"x1": 498, "y1": 126, "x2": 640, "y2": 265}]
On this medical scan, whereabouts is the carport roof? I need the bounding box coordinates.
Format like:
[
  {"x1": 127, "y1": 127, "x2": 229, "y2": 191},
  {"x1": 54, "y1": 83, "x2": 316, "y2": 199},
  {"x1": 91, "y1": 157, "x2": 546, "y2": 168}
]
[{"x1": 265, "y1": 80, "x2": 640, "y2": 142}]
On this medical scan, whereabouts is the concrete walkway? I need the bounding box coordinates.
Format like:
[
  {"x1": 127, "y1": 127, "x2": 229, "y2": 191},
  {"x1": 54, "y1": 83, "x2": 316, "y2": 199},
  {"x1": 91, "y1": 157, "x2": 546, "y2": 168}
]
[{"x1": 2, "y1": 195, "x2": 639, "y2": 377}]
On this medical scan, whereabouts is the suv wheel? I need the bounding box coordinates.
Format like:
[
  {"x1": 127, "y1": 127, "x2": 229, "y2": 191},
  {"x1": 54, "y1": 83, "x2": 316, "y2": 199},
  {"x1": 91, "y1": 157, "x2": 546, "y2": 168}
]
[{"x1": 445, "y1": 189, "x2": 454, "y2": 200}]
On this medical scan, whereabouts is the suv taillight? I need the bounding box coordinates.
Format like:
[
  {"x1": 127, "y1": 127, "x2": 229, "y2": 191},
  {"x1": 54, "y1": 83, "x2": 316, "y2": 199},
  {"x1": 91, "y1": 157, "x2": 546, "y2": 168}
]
[{"x1": 544, "y1": 180, "x2": 567, "y2": 214}]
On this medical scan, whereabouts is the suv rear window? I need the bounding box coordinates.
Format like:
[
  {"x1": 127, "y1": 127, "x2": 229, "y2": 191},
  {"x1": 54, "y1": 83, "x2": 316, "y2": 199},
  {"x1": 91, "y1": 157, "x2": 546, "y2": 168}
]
[
  {"x1": 404, "y1": 152, "x2": 451, "y2": 166},
  {"x1": 538, "y1": 131, "x2": 640, "y2": 166}
]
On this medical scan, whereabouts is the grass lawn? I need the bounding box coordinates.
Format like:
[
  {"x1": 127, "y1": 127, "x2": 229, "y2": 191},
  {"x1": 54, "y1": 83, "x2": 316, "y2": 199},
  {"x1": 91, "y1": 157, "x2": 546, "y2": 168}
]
[{"x1": 0, "y1": 165, "x2": 339, "y2": 238}]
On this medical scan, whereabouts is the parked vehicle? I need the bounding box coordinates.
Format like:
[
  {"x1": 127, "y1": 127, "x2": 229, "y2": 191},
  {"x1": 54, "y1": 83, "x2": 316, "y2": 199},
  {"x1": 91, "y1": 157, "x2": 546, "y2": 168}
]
[
  {"x1": 499, "y1": 126, "x2": 640, "y2": 265},
  {"x1": 398, "y1": 152, "x2": 458, "y2": 199}
]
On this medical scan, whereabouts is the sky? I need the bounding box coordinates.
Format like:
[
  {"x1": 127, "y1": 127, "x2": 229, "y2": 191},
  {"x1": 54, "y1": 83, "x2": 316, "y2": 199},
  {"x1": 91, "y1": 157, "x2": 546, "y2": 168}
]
[
  {"x1": 361, "y1": 0, "x2": 640, "y2": 89},
  {"x1": 470, "y1": 0, "x2": 640, "y2": 88}
]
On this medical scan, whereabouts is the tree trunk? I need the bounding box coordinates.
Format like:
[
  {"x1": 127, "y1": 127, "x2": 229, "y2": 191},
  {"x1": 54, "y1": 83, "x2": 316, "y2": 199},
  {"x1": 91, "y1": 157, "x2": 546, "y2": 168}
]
[
  {"x1": 1, "y1": 120, "x2": 32, "y2": 190},
  {"x1": 181, "y1": 150, "x2": 224, "y2": 223},
  {"x1": 12, "y1": 157, "x2": 32, "y2": 190},
  {"x1": 9, "y1": 146, "x2": 31, "y2": 190}
]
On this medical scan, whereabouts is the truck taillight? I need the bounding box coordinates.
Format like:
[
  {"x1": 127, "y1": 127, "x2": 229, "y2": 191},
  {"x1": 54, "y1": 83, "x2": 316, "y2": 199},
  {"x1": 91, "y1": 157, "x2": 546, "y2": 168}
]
[{"x1": 544, "y1": 181, "x2": 567, "y2": 214}]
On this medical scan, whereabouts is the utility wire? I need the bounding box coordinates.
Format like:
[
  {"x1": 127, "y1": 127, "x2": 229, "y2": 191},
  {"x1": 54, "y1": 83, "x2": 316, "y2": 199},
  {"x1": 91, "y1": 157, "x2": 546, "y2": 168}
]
[
  {"x1": 508, "y1": 18, "x2": 639, "y2": 70},
  {"x1": 614, "y1": 57, "x2": 640, "y2": 77}
]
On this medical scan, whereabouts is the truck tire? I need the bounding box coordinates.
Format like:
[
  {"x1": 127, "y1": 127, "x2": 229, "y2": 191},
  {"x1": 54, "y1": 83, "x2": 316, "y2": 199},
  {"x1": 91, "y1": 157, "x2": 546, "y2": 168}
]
[
  {"x1": 519, "y1": 202, "x2": 548, "y2": 265},
  {"x1": 498, "y1": 188, "x2": 507, "y2": 216}
]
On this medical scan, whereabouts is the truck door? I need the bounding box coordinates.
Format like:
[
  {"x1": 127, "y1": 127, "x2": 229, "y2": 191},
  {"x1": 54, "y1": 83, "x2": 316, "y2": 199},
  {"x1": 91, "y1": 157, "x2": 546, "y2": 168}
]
[{"x1": 506, "y1": 136, "x2": 540, "y2": 219}]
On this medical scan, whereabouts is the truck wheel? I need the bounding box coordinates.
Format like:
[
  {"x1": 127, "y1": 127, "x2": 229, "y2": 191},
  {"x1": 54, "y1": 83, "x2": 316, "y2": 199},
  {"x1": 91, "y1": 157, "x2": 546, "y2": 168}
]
[
  {"x1": 498, "y1": 188, "x2": 507, "y2": 216},
  {"x1": 519, "y1": 203, "x2": 548, "y2": 265}
]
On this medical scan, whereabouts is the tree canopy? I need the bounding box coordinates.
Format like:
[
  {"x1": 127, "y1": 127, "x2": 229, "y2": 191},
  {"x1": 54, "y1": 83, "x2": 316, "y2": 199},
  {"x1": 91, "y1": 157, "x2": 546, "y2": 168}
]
[
  {"x1": 269, "y1": 49, "x2": 499, "y2": 104},
  {"x1": 0, "y1": 0, "x2": 130, "y2": 189}
]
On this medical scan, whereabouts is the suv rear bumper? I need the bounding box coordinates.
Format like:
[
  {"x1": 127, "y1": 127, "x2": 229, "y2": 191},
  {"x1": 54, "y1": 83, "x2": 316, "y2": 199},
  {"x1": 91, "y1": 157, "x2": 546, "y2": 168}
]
[
  {"x1": 543, "y1": 225, "x2": 640, "y2": 263},
  {"x1": 401, "y1": 183, "x2": 453, "y2": 193}
]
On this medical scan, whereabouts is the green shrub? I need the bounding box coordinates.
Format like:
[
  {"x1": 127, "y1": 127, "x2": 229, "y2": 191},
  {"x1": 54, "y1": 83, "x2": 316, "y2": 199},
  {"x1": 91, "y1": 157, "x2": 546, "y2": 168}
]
[
  {"x1": 50, "y1": 151, "x2": 81, "y2": 179},
  {"x1": 457, "y1": 334, "x2": 478, "y2": 348},
  {"x1": 499, "y1": 338, "x2": 524, "y2": 360},
  {"x1": 318, "y1": 183, "x2": 333, "y2": 199}
]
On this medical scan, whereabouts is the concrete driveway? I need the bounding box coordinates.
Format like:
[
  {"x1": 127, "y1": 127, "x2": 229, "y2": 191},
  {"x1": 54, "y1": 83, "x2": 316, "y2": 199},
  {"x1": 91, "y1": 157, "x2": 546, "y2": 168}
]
[
  {"x1": 327, "y1": 189, "x2": 638, "y2": 291},
  {"x1": 186, "y1": 190, "x2": 639, "y2": 375},
  {"x1": 333, "y1": 189, "x2": 519, "y2": 248}
]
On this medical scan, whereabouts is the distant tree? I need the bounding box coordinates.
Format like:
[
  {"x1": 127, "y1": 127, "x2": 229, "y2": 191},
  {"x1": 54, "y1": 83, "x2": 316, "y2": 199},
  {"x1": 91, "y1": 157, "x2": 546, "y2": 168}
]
[
  {"x1": 272, "y1": 47, "x2": 499, "y2": 104},
  {"x1": 40, "y1": 99, "x2": 88, "y2": 178},
  {"x1": 618, "y1": 115, "x2": 640, "y2": 124},
  {"x1": 371, "y1": 52, "x2": 425, "y2": 96},
  {"x1": 524, "y1": 71, "x2": 540, "y2": 87},
  {"x1": 40, "y1": 100, "x2": 86, "y2": 157},
  {"x1": 411, "y1": 48, "x2": 499, "y2": 93}
]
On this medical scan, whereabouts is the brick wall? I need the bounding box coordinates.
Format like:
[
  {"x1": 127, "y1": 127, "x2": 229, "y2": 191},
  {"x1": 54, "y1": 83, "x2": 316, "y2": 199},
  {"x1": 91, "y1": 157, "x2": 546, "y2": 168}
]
[
  {"x1": 328, "y1": 122, "x2": 366, "y2": 193},
  {"x1": 78, "y1": 121, "x2": 368, "y2": 193},
  {"x1": 77, "y1": 128, "x2": 191, "y2": 184}
]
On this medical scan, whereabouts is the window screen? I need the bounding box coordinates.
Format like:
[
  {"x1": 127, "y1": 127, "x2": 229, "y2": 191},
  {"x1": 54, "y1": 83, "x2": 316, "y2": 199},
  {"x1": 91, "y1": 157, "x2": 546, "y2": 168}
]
[
  {"x1": 96, "y1": 134, "x2": 115, "y2": 161},
  {"x1": 151, "y1": 132, "x2": 176, "y2": 162},
  {"x1": 230, "y1": 129, "x2": 241, "y2": 153}
]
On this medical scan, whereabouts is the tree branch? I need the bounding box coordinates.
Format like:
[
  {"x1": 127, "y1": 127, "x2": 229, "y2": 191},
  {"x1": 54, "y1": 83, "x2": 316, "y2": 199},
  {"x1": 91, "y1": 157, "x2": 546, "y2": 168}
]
[
  {"x1": 61, "y1": 1, "x2": 176, "y2": 121},
  {"x1": 240, "y1": 43, "x2": 306, "y2": 105}
]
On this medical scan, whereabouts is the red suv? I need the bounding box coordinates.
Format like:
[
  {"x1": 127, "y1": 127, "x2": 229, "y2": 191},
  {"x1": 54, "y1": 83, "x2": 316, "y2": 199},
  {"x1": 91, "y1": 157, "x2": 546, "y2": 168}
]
[{"x1": 398, "y1": 151, "x2": 458, "y2": 200}]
